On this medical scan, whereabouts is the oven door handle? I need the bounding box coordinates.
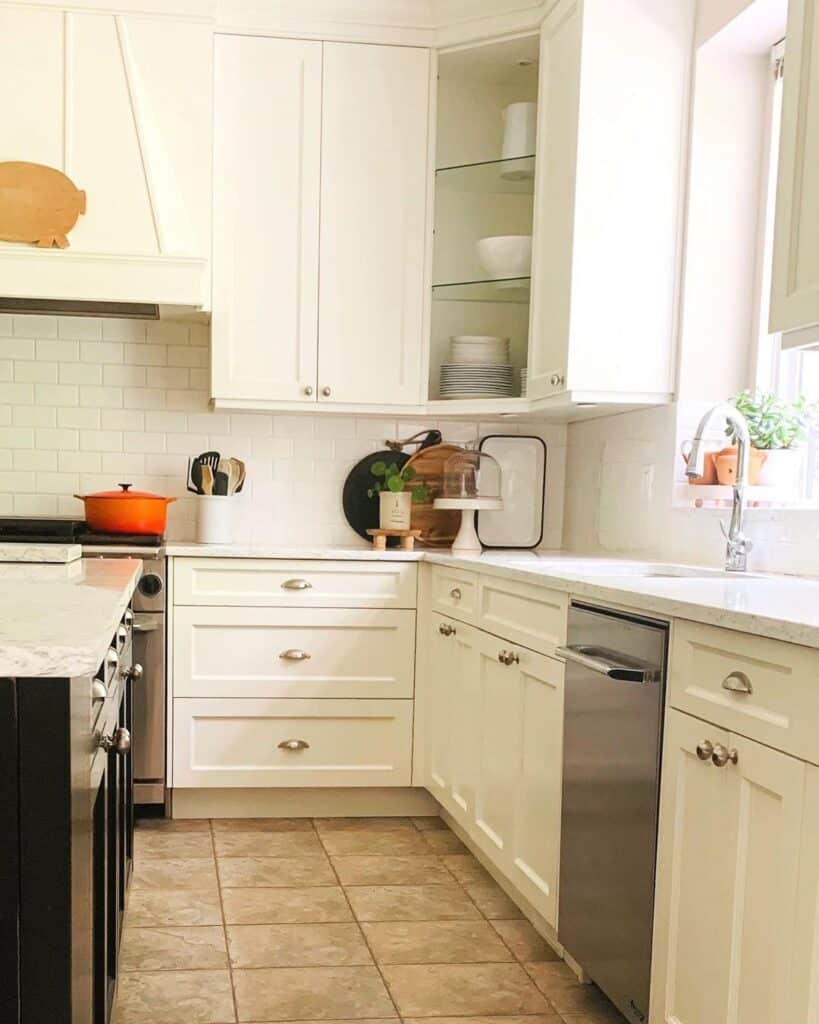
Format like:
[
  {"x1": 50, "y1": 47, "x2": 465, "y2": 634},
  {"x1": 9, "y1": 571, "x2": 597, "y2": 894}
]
[{"x1": 554, "y1": 645, "x2": 658, "y2": 684}]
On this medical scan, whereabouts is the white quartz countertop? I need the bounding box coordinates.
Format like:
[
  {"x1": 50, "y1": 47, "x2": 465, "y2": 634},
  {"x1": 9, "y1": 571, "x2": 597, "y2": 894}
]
[
  {"x1": 0, "y1": 558, "x2": 141, "y2": 679},
  {"x1": 165, "y1": 543, "x2": 819, "y2": 649}
]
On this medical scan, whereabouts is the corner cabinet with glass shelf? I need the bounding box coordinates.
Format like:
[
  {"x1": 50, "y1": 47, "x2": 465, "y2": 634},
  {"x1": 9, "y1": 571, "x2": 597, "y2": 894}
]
[{"x1": 428, "y1": 36, "x2": 539, "y2": 413}]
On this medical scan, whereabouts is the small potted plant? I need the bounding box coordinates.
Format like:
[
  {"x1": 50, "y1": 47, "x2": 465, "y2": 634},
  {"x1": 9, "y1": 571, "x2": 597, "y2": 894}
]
[
  {"x1": 722, "y1": 390, "x2": 818, "y2": 490},
  {"x1": 368, "y1": 461, "x2": 428, "y2": 531}
]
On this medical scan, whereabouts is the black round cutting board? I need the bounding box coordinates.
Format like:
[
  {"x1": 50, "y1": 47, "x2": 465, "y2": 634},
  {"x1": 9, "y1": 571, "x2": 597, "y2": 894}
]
[{"x1": 342, "y1": 430, "x2": 441, "y2": 544}]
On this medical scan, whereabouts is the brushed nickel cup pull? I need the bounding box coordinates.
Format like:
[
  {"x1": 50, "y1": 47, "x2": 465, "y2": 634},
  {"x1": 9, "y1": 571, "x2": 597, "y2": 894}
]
[
  {"x1": 498, "y1": 650, "x2": 520, "y2": 666},
  {"x1": 696, "y1": 740, "x2": 714, "y2": 761},
  {"x1": 282, "y1": 579, "x2": 312, "y2": 591},
  {"x1": 439, "y1": 623, "x2": 456, "y2": 637},
  {"x1": 711, "y1": 744, "x2": 739, "y2": 768},
  {"x1": 279, "y1": 649, "x2": 311, "y2": 661},
  {"x1": 722, "y1": 671, "x2": 753, "y2": 695},
  {"x1": 450, "y1": 587, "x2": 462, "y2": 600},
  {"x1": 278, "y1": 738, "x2": 310, "y2": 751}
]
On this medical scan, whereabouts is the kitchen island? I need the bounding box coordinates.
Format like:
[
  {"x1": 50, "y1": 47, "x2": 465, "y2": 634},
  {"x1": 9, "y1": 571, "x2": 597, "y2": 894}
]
[{"x1": 0, "y1": 557, "x2": 141, "y2": 1024}]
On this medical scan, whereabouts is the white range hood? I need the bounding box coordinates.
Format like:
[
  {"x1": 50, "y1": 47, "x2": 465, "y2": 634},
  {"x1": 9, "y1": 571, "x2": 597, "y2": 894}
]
[{"x1": 0, "y1": 5, "x2": 213, "y2": 313}]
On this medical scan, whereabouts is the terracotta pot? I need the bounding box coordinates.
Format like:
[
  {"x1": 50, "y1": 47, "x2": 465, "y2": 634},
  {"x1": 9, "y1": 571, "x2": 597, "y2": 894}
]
[
  {"x1": 74, "y1": 483, "x2": 176, "y2": 535},
  {"x1": 714, "y1": 447, "x2": 767, "y2": 487},
  {"x1": 379, "y1": 490, "x2": 412, "y2": 531},
  {"x1": 680, "y1": 441, "x2": 718, "y2": 485}
]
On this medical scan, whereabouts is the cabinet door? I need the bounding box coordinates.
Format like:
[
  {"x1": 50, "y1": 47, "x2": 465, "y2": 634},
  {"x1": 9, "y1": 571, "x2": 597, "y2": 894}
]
[
  {"x1": 317, "y1": 43, "x2": 430, "y2": 406},
  {"x1": 526, "y1": 1, "x2": 582, "y2": 400},
  {"x1": 771, "y1": 0, "x2": 819, "y2": 332},
  {"x1": 651, "y1": 710, "x2": 807, "y2": 1024},
  {"x1": 211, "y1": 35, "x2": 321, "y2": 403},
  {"x1": 507, "y1": 648, "x2": 564, "y2": 929}
]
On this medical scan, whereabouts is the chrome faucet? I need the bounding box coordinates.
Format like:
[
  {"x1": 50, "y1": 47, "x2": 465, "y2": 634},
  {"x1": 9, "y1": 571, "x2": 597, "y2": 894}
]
[{"x1": 686, "y1": 403, "x2": 753, "y2": 572}]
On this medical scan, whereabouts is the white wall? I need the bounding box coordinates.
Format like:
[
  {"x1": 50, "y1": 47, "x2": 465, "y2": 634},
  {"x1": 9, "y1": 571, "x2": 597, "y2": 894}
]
[
  {"x1": 0, "y1": 313, "x2": 566, "y2": 547},
  {"x1": 563, "y1": 404, "x2": 819, "y2": 575}
]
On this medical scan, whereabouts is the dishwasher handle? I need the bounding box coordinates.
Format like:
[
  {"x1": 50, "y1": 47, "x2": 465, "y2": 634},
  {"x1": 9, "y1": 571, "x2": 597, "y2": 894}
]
[{"x1": 555, "y1": 644, "x2": 660, "y2": 684}]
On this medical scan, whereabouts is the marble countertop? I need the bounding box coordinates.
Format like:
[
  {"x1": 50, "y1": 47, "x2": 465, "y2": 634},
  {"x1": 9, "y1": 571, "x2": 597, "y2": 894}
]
[
  {"x1": 165, "y1": 543, "x2": 819, "y2": 649},
  {"x1": 0, "y1": 558, "x2": 142, "y2": 679},
  {"x1": 0, "y1": 542, "x2": 82, "y2": 563}
]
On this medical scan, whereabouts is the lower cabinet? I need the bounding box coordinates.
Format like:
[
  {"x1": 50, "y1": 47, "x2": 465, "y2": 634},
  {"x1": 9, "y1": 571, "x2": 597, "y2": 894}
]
[
  {"x1": 427, "y1": 612, "x2": 564, "y2": 928},
  {"x1": 173, "y1": 698, "x2": 413, "y2": 788},
  {"x1": 651, "y1": 708, "x2": 818, "y2": 1024}
]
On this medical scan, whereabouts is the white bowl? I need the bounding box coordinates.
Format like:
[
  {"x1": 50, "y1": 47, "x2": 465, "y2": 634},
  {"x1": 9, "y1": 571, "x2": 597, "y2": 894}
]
[{"x1": 476, "y1": 235, "x2": 532, "y2": 280}]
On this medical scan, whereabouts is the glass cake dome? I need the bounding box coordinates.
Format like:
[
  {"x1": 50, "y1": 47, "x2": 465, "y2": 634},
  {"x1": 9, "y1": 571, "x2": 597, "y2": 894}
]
[{"x1": 434, "y1": 448, "x2": 503, "y2": 552}]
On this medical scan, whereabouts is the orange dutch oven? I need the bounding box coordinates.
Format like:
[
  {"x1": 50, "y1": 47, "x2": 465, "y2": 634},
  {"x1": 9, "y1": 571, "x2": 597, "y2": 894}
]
[{"x1": 74, "y1": 483, "x2": 176, "y2": 535}]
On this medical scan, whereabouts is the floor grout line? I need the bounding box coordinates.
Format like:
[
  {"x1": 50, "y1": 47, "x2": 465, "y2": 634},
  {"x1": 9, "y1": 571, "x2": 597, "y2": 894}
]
[{"x1": 211, "y1": 818, "x2": 241, "y2": 1024}]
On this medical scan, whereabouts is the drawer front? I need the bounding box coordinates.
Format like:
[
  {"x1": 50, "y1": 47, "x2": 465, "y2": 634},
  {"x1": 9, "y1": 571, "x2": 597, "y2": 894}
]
[
  {"x1": 172, "y1": 698, "x2": 413, "y2": 787},
  {"x1": 477, "y1": 574, "x2": 568, "y2": 656},
  {"x1": 174, "y1": 607, "x2": 415, "y2": 699},
  {"x1": 669, "y1": 620, "x2": 819, "y2": 763},
  {"x1": 173, "y1": 558, "x2": 417, "y2": 608},
  {"x1": 430, "y1": 565, "x2": 477, "y2": 623}
]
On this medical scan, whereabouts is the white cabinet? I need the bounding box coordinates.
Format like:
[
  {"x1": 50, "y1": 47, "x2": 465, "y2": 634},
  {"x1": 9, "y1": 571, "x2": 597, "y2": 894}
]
[
  {"x1": 0, "y1": 3, "x2": 212, "y2": 306},
  {"x1": 210, "y1": 37, "x2": 430, "y2": 411},
  {"x1": 651, "y1": 709, "x2": 815, "y2": 1024},
  {"x1": 211, "y1": 35, "x2": 321, "y2": 404},
  {"x1": 527, "y1": 0, "x2": 691, "y2": 405},
  {"x1": 425, "y1": 610, "x2": 564, "y2": 928},
  {"x1": 317, "y1": 43, "x2": 430, "y2": 406},
  {"x1": 771, "y1": 0, "x2": 819, "y2": 332}
]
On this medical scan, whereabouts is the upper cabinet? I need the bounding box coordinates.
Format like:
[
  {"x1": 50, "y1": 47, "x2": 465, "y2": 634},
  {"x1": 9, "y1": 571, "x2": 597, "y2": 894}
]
[
  {"x1": 770, "y1": 0, "x2": 819, "y2": 333},
  {"x1": 0, "y1": 2, "x2": 212, "y2": 307},
  {"x1": 211, "y1": 37, "x2": 431, "y2": 411}
]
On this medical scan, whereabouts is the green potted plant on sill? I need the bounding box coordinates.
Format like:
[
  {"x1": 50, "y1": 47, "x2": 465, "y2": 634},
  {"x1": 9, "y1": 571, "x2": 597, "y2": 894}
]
[
  {"x1": 724, "y1": 390, "x2": 819, "y2": 491},
  {"x1": 367, "y1": 461, "x2": 428, "y2": 530}
]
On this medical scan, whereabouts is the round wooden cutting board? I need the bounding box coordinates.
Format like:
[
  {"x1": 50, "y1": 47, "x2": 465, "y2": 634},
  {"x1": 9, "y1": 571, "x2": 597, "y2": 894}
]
[{"x1": 405, "y1": 443, "x2": 465, "y2": 547}]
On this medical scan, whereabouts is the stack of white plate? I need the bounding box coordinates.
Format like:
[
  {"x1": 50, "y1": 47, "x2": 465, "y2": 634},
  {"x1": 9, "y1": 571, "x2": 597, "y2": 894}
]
[
  {"x1": 449, "y1": 335, "x2": 510, "y2": 365},
  {"x1": 520, "y1": 368, "x2": 528, "y2": 396},
  {"x1": 440, "y1": 363, "x2": 515, "y2": 399}
]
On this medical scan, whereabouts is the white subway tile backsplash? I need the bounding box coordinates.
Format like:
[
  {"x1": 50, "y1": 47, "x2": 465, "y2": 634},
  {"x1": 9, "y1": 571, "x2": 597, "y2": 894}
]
[
  {"x1": 0, "y1": 361, "x2": 11, "y2": 382},
  {"x1": 1, "y1": 314, "x2": 567, "y2": 545}
]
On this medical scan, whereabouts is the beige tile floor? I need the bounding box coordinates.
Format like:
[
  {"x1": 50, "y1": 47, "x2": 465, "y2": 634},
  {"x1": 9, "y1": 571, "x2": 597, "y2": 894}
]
[{"x1": 114, "y1": 816, "x2": 627, "y2": 1024}]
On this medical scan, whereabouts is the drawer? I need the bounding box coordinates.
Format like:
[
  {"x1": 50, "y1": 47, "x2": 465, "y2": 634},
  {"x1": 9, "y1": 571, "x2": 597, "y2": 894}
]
[
  {"x1": 173, "y1": 558, "x2": 417, "y2": 608},
  {"x1": 173, "y1": 607, "x2": 415, "y2": 699},
  {"x1": 669, "y1": 621, "x2": 819, "y2": 763},
  {"x1": 172, "y1": 698, "x2": 413, "y2": 787},
  {"x1": 430, "y1": 564, "x2": 477, "y2": 623},
  {"x1": 477, "y1": 574, "x2": 568, "y2": 656}
]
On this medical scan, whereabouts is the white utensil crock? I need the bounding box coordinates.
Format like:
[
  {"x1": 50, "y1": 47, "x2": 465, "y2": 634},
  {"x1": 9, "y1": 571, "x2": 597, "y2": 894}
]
[
  {"x1": 197, "y1": 495, "x2": 235, "y2": 544},
  {"x1": 379, "y1": 491, "x2": 412, "y2": 531},
  {"x1": 502, "y1": 102, "x2": 537, "y2": 159}
]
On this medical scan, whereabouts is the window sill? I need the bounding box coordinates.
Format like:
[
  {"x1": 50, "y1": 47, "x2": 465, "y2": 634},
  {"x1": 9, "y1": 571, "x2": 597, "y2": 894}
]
[{"x1": 673, "y1": 483, "x2": 819, "y2": 511}]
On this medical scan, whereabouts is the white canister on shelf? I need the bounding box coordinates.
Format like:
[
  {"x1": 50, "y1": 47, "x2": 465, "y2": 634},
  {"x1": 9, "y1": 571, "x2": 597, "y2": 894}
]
[
  {"x1": 197, "y1": 495, "x2": 236, "y2": 544},
  {"x1": 379, "y1": 491, "x2": 412, "y2": 531},
  {"x1": 502, "y1": 102, "x2": 537, "y2": 159}
]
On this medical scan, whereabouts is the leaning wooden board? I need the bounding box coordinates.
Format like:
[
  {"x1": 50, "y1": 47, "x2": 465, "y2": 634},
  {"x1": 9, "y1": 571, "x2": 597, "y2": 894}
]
[
  {"x1": 0, "y1": 161, "x2": 86, "y2": 248},
  {"x1": 405, "y1": 443, "x2": 464, "y2": 547}
]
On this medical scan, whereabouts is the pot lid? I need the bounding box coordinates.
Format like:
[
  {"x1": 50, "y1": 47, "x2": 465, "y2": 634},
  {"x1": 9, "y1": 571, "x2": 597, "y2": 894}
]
[{"x1": 77, "y1": 483, "x2": 174, "y2": 501}]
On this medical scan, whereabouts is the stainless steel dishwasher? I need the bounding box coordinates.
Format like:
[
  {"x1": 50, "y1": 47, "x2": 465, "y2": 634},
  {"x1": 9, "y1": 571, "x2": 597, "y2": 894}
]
[{"x1": 556, "y1": 602, "x2": 668, "y2": 1024}]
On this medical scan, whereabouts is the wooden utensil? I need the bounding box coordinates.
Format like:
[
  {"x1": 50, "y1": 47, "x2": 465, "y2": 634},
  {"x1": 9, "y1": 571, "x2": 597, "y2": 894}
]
[
  {"x1": 234, "y1": 459, "x2": 246, "y2": 493},
  {"x1": 0, "y1": 161, "x2": 86, "y2": 248},
  {"x1": 200, "y1": 464, "x2": 214, "y2": 496},
  {"x1": 226, "y1": 458, "x2": 241, "y2": 495},
  {"x1": 404, "y1": 443, "x2": 465, "y2": 547}
]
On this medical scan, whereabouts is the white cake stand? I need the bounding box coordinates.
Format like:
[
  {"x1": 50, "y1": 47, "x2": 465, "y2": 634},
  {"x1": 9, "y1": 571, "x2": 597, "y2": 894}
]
[{"x1": 434, "y1": 497, "x2": 503, "y2": 553}]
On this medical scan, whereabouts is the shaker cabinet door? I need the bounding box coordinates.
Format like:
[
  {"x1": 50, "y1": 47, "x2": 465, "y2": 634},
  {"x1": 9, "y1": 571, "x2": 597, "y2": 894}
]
[
  {"x1": 211, "y1": 34, "x2": 321, "y2": 403},
  {"x1": 771, "y1": 0, "x2": 819, "y2": 332},
  {"x1": 317, "y1": 42, "x2": 430, "y2": 406}
]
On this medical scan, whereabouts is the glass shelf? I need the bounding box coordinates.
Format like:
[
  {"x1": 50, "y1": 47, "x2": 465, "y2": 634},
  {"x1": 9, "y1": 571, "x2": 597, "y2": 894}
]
[
  {"x1": 432, "y1": 277, "x2": 531, "y2": 303},
  {"x1": 436, "y1": 155, "x2": 536, "y2": 195}
]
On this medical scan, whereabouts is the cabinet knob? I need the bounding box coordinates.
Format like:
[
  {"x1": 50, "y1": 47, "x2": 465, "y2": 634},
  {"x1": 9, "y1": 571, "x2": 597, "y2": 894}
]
[
  {"x1": 322, "y1": 386, "x2": 332, "y2": 397},
  {"x1": 711, "y1": 744, "x2": 739, "y2": 768},
  {"x1": 278, "y1": 738, "x2": 310, "y2": 751},
  {"x1": 450, "y1": 588, "x2": 462, "y2": 600},
  {"x1": 304, "y1": 385, "x2": 314, "y2": 396},
  {"x1": 696, "y1": 740, "x2": 714, "y2": 761},
  {"x1": 100, "y1": 726, "x2": 131, "y2": 756},
  {"x1": 550, "y1": 373, "x2": 565, "y2": 388},
  {"x1": 279, "y1": 649, "x2": 311, "y2": 661},
  {"x1": 281, "y1": 578, "x2": 312, "y2": 591},
  {"x1": 439, "y1": 623, "x2": 456, "y2": 637},
  {"x1": 121, "y1": 662, "x2": 143, "y2": 683},
  {"x1": 498, "y1": 650, "x2": 520, "y2": 666}
]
